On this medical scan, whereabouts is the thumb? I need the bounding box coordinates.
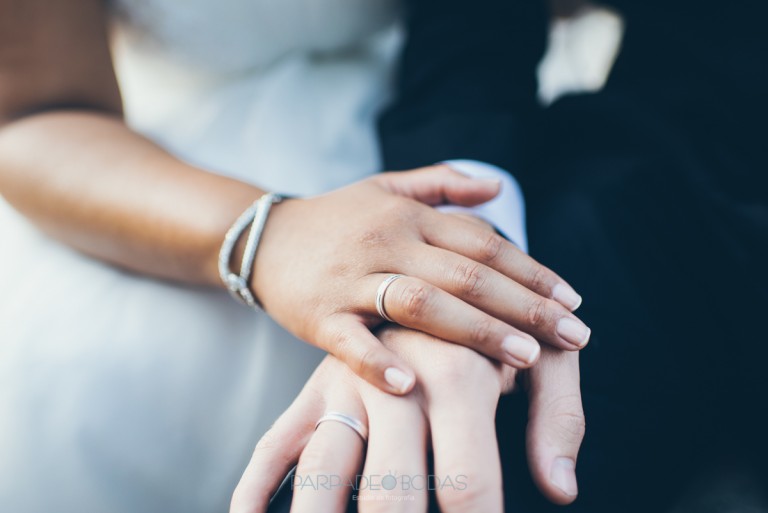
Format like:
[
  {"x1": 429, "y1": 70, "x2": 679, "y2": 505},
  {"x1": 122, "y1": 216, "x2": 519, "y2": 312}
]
[
  {"x1": 374, "y1": 165, "x2": 501, "y2": 207},
  {"x1": 525, "y1": 349, "x2": 585, "y2": 505}
]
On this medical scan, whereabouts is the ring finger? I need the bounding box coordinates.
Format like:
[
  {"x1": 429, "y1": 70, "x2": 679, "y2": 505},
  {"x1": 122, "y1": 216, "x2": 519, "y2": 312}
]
[
  {"x1": 365, "y1": 273, "x2": 541, "y2": 368},
  {"x1": 291, "y1": 386, "x2": 367, "y2": 513}
]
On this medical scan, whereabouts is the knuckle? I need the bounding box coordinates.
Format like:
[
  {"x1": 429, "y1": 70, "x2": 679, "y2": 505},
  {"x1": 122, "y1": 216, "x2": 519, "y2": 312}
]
[
  {"x1": 354, "y1": 345, "x2": 381, "y2": 376},
  {"x1": 429, "y1": 163, "x2": 455, "y2": 177},
  {"x1": 526, "y1": 297, "x2": 551, "y2": 330},
  {"x1": 382, "y1": 196, "x2": 416, "y2": 220},
  {"x1": 453, "y1": 261, "x2": 488, "y2": 299},
  {"x1": 254, "y1": 426, "x2": 281, "y2": 452},
  {"x1": 552, "y1": 410, "x2": 587, "y2": 442},
  {"x1": 527, "y1": 265, "x2": 552, "y2": 293},
  {"x1": 431, "y1": 344, "x2": 496, "y2": 389},
  {"x1": 253, "y1": 424, "x2": 299, "y2": 470},
  {"x1": 399, "y1": 282, "x2": 432, "y2": 320},
  {"x1": 328, "y1": 260, "x2": 352, "y2": 278},
  {"x1": 359, "y1": 200, "x2": 415, "y2": 248},
  {"x1": 358, "y1": 226, "x2": 390, "y2": 248},
  {"x1": 327, "y1": 325, "x2": 353, "y2": 353},
  {"x1": 328, "y1": 328, "x2": 383, "y2": 377},
  {"x1": 478, "y1": 233, "x2": 504, "y2": 263},
  {"x1": 545, "y1": 394, "x2": 586, "y2": 442},
  {"x1": 468, "y1": 316, "x2": 496, "y2": 349}
]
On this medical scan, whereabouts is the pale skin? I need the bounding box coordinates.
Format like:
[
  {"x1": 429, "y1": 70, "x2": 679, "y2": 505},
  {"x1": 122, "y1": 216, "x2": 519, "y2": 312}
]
[
  {"x1": 1, "y1": 0, "x2": 586, "y2": 508},
  {"x1": 231, "y1": 327, "x2": 585, "y2": 513}
]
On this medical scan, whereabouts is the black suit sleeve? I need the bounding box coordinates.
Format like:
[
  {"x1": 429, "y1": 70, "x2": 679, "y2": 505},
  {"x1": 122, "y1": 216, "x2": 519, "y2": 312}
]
[{"x1": 378, "y1": 0, "x2": 548, "y2": 174}]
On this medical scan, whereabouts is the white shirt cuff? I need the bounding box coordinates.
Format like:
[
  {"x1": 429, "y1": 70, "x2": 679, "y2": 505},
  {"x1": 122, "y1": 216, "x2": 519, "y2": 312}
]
[{"x1": 437, "y1": 159, "x2": 528, "y2": 253}]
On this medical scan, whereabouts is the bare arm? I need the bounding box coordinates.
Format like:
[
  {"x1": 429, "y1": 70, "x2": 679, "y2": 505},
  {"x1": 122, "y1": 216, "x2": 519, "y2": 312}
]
[
  {"x1": 0, "y1": 0, "x2": 264, "y2": 286},
  {"x1": 0, "y1": 0, "x2": 590, "y2": 395}
]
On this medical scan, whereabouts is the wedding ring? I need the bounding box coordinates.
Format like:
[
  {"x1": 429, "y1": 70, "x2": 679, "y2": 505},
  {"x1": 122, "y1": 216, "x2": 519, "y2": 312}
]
[
  {"x1": 375, "y1": 274, "x2": 404, "y2": 323},
  {"x1": 315, "y1": 411, "x2": 368, "y2": 442}
]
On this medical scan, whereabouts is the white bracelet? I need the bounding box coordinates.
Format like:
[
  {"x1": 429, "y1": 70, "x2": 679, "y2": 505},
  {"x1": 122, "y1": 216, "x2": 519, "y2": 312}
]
[{"x1": 218, "y1": 192, "x2": 284, "y2": 310}]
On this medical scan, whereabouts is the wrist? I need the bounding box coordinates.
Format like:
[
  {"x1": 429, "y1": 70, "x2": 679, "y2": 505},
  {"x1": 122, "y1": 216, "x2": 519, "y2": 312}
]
[
  {"x1": 217, "y1": 192, "x2": 285, "y2": 309},
  {"x1": 244, "y1": 196, "x2": 295, "y2": 305}
]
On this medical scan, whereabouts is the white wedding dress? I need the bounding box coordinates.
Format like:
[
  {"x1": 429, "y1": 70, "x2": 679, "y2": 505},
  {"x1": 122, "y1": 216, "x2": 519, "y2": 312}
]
[{"x1": 0, "y1": 1, "x2": 402, "y2": 511}]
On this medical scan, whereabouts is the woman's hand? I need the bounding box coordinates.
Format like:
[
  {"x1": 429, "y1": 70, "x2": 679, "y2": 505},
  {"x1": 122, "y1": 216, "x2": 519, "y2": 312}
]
[
  {"x1": 0, "y1": 0, "x2": 586, "y2": 396},
  {"x1": 253, "y1": 165, "x2": 590, "y2": 394},
  {"x1": 230, "y1": 325, "x2": 586, "y2": 512}
]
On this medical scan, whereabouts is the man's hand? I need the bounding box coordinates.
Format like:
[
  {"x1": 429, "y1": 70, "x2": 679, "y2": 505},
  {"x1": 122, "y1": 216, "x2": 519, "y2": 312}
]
[{"x1": 230, "y1": 326, "x2": 585, "y2": 512}]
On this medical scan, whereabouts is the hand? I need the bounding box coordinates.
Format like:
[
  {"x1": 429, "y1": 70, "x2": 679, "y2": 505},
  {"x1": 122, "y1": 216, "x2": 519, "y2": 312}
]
[
  {"x1": 522, "y1": 346, "x2": 585, "y2": 504},
  {"x1": 229, "y1": 325, "x2": 586, "y2": 512},
  {"x1": 253, "y1": 165, "x2": 591, "y2": 394}
]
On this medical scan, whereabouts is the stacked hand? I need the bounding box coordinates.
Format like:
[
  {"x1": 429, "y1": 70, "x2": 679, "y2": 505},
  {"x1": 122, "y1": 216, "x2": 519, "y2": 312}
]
[
  {"x1": 253, "y1": 165, "x2": 590, "y2": 394},
  {"x1": 231, "y1": 326, "x2": 585, "y2": 512},
  {"x1": 228, "y1": 167, "x2": 589, "y2": 512}
]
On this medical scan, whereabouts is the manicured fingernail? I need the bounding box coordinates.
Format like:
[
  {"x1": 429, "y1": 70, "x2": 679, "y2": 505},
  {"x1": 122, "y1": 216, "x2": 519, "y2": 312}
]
[
  {"x1": 552, "y1": 283, "x2": 582, "y2": 311},
  {"x1": 385, "y1": 367, "x2": 414, "y2": 393},
  {"x1": 556, "y1": 317, "x2": 591, "y2": 348},
  {"x1": 502, "y1": 335, "x2": 540, "y2": 365},
  {"x1": 478, "y1": 178, "x2": 502, "y2": 188},
  {"x1": 550, "y1": 457, "x2": 578, "y2": 497}
]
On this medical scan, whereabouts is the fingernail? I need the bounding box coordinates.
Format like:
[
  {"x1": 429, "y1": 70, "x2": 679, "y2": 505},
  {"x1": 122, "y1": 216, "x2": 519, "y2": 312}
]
[
  {"x1": 550, "y1": 457, "x2": 578, "y2": 497},
  {"x1": 502, "y1": 335, "x2": 540, "y2": 365},
  {"x1": 478, "y1": 178, "x2": 502, "y2": 188},
  {"x1": 385, "y1": 367, "x2": 414, "y2": 393},
  {"x1": 556, "y1": 317, "x2": 591, "y2": 348},
  {"x1": 552, "y1": 283, "x2": 582, "y2": 311}
]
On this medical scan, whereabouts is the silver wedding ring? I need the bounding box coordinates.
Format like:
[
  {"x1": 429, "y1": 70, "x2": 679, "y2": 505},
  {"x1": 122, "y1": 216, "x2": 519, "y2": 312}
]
[
  {"x1": 375, "y1": 274, "x2": 404, "y2": 323},
  {"x1": 315, "y1": 411, "x2": 368, "y2": 442}
]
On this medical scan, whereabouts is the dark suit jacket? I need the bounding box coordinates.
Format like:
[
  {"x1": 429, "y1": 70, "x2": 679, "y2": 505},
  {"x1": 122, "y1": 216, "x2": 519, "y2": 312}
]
[{"x1": 378, "y1": 0, "x2": 767, "y2": 199}]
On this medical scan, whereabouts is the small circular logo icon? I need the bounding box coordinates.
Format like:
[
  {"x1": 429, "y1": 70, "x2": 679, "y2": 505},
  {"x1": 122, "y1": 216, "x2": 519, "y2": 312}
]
[{"x1": 382, "y1": 474, "x2": 397, "y2": 491}]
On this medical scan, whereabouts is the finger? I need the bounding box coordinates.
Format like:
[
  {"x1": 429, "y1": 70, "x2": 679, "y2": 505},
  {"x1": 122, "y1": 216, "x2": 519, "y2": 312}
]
[
  {"x1": 318, "y1": 314, "x2": 416, "y2": 395},
  {"x1": 525, "y1": 349, "x2": 585, "y2": 505},
  {"x1": 366, "y1": 274, "x2": 541, "y2": 368},
  {"x1": 400, "y1": 246, "x2": 591, "y2": 351},
  {"x1": 373, "y1": 164, "x2": 501, "y2": 207},
  {"x1": 291, "y1": 385, "x2": 367, "y2": 513},
  {"x1": 357, "y1": 384, "x2": 429, "y2": 512},
  {"x1": 420, "y1": 211, "x2": 584, "y2": 311},
  {"x1": 230, "y1": 382, "x2": 326, "y2": 513},
  {"x1": 427, "y1": 386, "x2": 503, "y2": 513}
]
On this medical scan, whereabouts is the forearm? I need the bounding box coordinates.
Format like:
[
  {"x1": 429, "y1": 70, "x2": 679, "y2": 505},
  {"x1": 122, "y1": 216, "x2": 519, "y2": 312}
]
[{"x1": 0, "y1": 110, "x2": 265, "y2": 287}]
